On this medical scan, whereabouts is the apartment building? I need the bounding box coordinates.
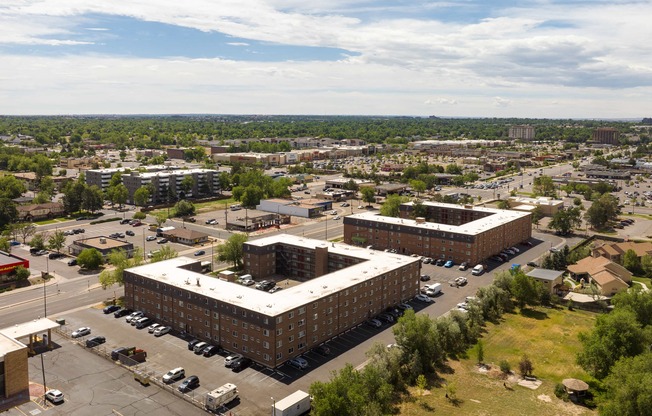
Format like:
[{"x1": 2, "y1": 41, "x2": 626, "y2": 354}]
[
  {"x1": 120, "y1": 169, "x2": 221, "y2": 204},
  {"x1": 343, "y1": 201, "x2": 532, "y2": 265},
  {"x1": 123, "y1": 235, "x2": 420, "y2": 368},
  {"x1": 592, "y1": 127, "x2": 620, "y2": 145},
  {"x1": 508, "y1": 125, "x2": 535, "y2": 140}
]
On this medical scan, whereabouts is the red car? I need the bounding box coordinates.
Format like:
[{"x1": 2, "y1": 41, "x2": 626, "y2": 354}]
[{"x1": 131, "y1": 221, "x2": 142, "y2": 227}]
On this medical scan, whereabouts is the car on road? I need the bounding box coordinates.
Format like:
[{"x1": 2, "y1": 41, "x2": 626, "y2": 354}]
[
  {"x1": 67, "y1": 259, "x2": 77, "y2": 266},
  {"x1": 71, "y1": 327, "x2": 91, "y2": 338},
  {"x1": 288, "y1": 356, "x2": 309, "y2": 370},
  {"x1": 103, "y1": 305, "x2": 121, "y2": 314},
  {"x1": 85, "y1": 336, "x2": 106, "y2": 347},
  {"x1": 194, "y1": 250, "x2": 205, "y2": 256},
  {"x1": 162, "y1": 367, "x2": 185, "y2": 383},
  {"x1": 549, "y1": 247, "x2": 559, "y2": 253},
  {"x1": 231, "y1": 357, "x2": 252, "y2": 372},
  {"x1": 205, "y1": 219, "x2": 218, "y2": 225},
  {"x1": 455, "y1": 276, "x2": 468, "y2": 286},
  {"x1": 146, "y1": 235, "x2": 157, "y2": 241},
  {"x1": 314, "y1": 344, "x2": 331, "y2": 356},
  {"x1": 125, "y1": 230, "x2": 135, "y2": 236},
  {"x1": 444, "y1": 260, "x2": 454, "y2": 268},
  {"x1": 333, "y1": 215, "x2": 341, "y2": 220},
  {"x1": 224, "y1": 353, "x2": 243, "y2": 367},
  {"x1": 415, "y1": 294, "x2": 432, "y2": 303},
  {"x1": 340, "y1": 202, "x2": 349, "y2": 207},
  {"x1": 178, "y1": 375, "x2": 200, "y2": 392},
  {"x1": 131, "y1": 221, "x2": 142, "y2": 227},
  {"x1": 63, "y1": 230, "x2": 75, "y2": 236},
  {"x1": 186, "y1": 217, "x2": 196, "y2": 223},
  {"x1": 34, "y1": 249, "x2": 49, "y2": 256},
  {"x1": 456, "y1": 302, "x2": 469, "y2": 310},
  {"x1": 114, "y1": 308, "x2": 132, "y2": 318},
  {"x1": 154, "y1": 326, "x2": 170, "y2": 337},
  {"x1": 45, "y1": 389, "x2": 64, "y2": 404},
  {"x1": 366, "y1": 318, "x2": 382, "y2": 328}
]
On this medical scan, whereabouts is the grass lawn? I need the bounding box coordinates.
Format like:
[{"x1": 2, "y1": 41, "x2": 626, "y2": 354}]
[
  {"x1": 149, "y1": 197, "x2": 237, "y2": 218},
  {"x1": 632, "y1": 276, "x2": 652, "y2": 288},
  {"x1": 399, "y1": 307, "x2": 597, "y2": 416}
]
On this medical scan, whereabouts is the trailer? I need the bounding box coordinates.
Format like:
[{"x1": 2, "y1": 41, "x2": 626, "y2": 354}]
[
  {"x1": 273, "y1": 390, "x2": 311, "y2": 416},
  {"x1": 205, "y1": 383, "x2": 238, "y2": 411}
]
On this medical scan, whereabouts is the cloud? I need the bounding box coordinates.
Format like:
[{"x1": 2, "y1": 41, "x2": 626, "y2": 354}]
[
  {"x1": 493, "y1": 97, "x2": 511, "y2": 107},
  {"x1": 227, "y1": 42, "x2": 249, "y2": 46}
]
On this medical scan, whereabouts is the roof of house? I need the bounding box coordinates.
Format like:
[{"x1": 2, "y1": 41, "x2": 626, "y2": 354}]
[
  {"x1": 165, "y1": 228, "x2": 208, "y2": 240},
  {"x1": 595, "y1": 241, "x2": 652, "y2": 258},
  {"x1": 526, "y1": 268, "x2": 564, "y2": 281},
  {"x1": 567, "y1": 255, "x2": 633, "y2": 288},
  {"x1": 16, "y1": 202, "x2": 64, "y2": 213}
]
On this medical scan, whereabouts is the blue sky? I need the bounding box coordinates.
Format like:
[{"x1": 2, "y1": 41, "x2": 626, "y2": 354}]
[{"x1": 0, "y1": 0, "x2": 651, "y2": 117}]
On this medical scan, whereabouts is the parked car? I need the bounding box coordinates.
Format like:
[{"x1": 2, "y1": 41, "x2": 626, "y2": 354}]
[
  {"x1": 194, "y1": 250, "x2": 205, "y2": 256},
  {"x1": 162, "y1": 367, "x2": 185, "y2": 383},
  {"x1": 269, "y1": 286, "x2": 283, "y2": 293},
  {"x1": 114, "y1": 308, "x2": 132, "y2": 318},
  {"x1": 35, "y1": 250, "x2": 49, "y2": 256},
  {"x1": 186, "y1": 217, "x2": 196, "y2": 223},
  {"x1": 288, "y1": 356, "x2": 309, "y2": 370},
  {"x1": 205, "y1": 219, "x2": 218, "y2": 225},
  {"x1": 415, "y1": 294, "x2": 432, "y2": 303},
  {"x1": 366, "y1": 319, "x2": 382, "y2": 328},
  {"x1": 202, "y1": 345, "x2": 223, "y2": 357},
  {"x1": 224, "y1": 353, "x2": 243, "y2": 367},
  {"x1": 157, "y1": 238, "x2": 168, "y2": 244},
  {"x1": 178, "y1": 375, "x2": 200, "y2": 392},
  {"x1": 397, "y1": 303, "x2": 413, "y2": 311},
  {"x1": 146, "y1": 235, "x2": 157, "y2": 241},
  {"x1": 131, "y1": 221, "x2": 142, "y2": 227},
  {"x1": 377, "y1": 313, "x2": 395, "y2": 323},
  {"x1": 67, "y1": 259, "x2": 78, "y2": 266},
  {"x1": 187, "y1": 339, "x2": 201, "y2": 351},
  {"x1": 193, "y1": 342, "x2": 209, "y2": 354},
  {"x1": 125, "y1": 311, "x2": 144, "y2": 323},
  {"x1": 455, "y1": 276, "x2": 468, "y2": 286},
  {"x1": 154, "y1": 326, "x2": 170, "y2": 337},
  {"x1": 103, "y1": 305, "x2": 121, "y2": 314},
  {"x1": 420, "y1": 274, "x2": 430, "y2": 281},
  {"x1": 458, "y1": 262, "x2": 468, "y2": 271},
  {"x1": 314, "y1": 344, "x2": 331, "y2": 356},
  {"x1": 527, "y1": 262, "x2": 538, "y2": 267},
  {"x1": 120, "y1": 219, "x2": 131, "y2": 224},
  {"x1": 85, "y1": 336, "x2": 106, "y2": 347},
  {"x1": 435, "y1": 259, "x2": 445, "y2": 266},
  {"x1": 444, "y1": 260, "x2": 454, "y2": 268},
  {"x1": 148, "y1": 323, "x2": 161, "y2": 334},
  {"x1": 125, "y1": 230, "x2": 135, "y2": 236},
  {"x1": 231, "y1": 357, "x2": 252, "y2": 372},
  {"x1": 333, "y1": 216, "x2": 341, "y2": 220},
  {"x1": 71, "y1": 327, "x2": 91, "y2": 338},
  {"x1": 45, "y1": 389, "x2": 64, "y2": 404}
]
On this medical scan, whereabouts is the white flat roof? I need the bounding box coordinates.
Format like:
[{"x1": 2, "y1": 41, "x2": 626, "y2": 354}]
[
  {"x1": 127, "y1": 234, "x2": 419, "y2": 316},
  {"x1": 347, "y1": 201, "x2": 530, "y2": 236},
  {"x1": 134, "y1": 168, "x2": 218, "y2": 179},
  {"x1": 0, "y1": 318, "x2": 60, "y2": 342}
]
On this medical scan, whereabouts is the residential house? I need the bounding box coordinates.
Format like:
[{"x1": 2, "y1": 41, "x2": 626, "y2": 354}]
[
  {"x1": 526, "y1": 268, "x2": 565, "y2": 294},
  {"x1": 592, "y1": 241, "x2": 652, "y2": 264},
  {"x1": 567, "y1": 256, "x2": 632, "y2": 296},
  {"x1": 16, "y1": 203, "x2": 65, "y2": 221}
]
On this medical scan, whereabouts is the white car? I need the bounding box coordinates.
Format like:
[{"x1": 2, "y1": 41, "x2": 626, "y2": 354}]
[
  {"x1": 288, "y1": 356, "x2": 308, "y2": 369},
  {"x1": 45, "y1": 389, "x2": 64, "y2": 403},
  {"x1": 162, "y1": 367, "x2": 185, "y2": 383},
  {"x1": 456, "y1": 302, "x2": 468, "y2": 310},
  {"x1": 146, "y1": 235, "x2": 157, "y2": 241},
  {"x1": 154, "y1": 326, "x2": 171, "y2": 336},
  {"x1": 415, "y1": 294, "x2": 432, "y2": 303},
  {"x1": 71, "y1": 327, "x2": 91, "y2": 338},
  {"x1": 333, "y1": 216, "x2": 341, "y2": 220},
  {"x1": 148, "y1": 323, "x2": 161, "y2": 334},
  {"x1": 455, "y1": 276, "x2": 468, "y2": 286},
  {"x1": 224, "y1": 354, "x2": 244, "y2": 367}
]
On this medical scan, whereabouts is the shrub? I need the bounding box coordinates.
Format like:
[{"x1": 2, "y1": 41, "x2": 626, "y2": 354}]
[
  {"x1": 499, "y1": 360, "x2": 511, "y2": 374},
  {"x1": 554, "y1": 383, "x2": 569, "y2": 401}
]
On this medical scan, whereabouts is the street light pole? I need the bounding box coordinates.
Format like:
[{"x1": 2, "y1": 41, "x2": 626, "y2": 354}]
[
  {"x1": 40, "y1": 353, "x2": 47, "y2": 405},
  {"x1": 271, "y1": 397, "x2": 275, "y2": 416}
]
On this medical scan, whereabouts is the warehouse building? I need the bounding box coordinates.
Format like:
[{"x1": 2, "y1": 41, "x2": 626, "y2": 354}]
[
  {"x1": 123, "y1": 235, "x2": 420, "y2": 368},
  {"x1": 343, "y1": 201, "x2": 531, "y2": 265}
]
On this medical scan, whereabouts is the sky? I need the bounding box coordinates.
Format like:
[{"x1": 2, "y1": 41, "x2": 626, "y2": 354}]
[{"x1": 0, "y1": 0, "x2": 651, "y2": 118}]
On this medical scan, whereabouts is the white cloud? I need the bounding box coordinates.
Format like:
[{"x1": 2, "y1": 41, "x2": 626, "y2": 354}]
[{"x1": 0, "y1": 0, "x2": 651, "y2": 116}]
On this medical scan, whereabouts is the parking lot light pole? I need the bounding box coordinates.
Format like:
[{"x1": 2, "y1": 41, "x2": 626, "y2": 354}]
[{"x1": 271, "y1": 397, "x2": 275, "y2": 416}]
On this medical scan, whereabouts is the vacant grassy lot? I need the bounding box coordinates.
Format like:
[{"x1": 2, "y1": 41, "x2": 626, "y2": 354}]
[{"x1": 399, "y1": 307, "x2": 597, "y2": 416}]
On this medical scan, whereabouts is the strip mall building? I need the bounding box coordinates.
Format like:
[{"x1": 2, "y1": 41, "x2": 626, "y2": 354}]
[{"x1": 123, "y1": 234, "x2": 420, "y2": 368}]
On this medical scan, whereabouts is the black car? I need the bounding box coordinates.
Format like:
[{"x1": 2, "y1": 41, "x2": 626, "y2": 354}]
[
  {"x1": 314, "y1": 344, "x2": 331, "y2": 356},
  {"x1": 103, "y1": 305, "x2": 121, "y2": 314},
  {"x1": 202, "y1": 345, "x2": 223, "y2": 357},
  {"x1": 178, "y1": 375, "x2": 200, "y2": 392},
  {"x1": 67, "y1": 259, "x2": 77, "y2": 266},
  {"x1": 120, "y1": 219, "x2": 131, "y2": 224},
  {"x1": 85, "y1": 336, "x2": 106, "y2": 348},
  {"x1": 435, "y1": 259, "x2": 445, "y2": 266},
  {"x1": 48, "y1": 252, "x2": 64, "y2": 260},
  {"x1": 231, "y1": 357, "x2": 252, "y2": 372},
  {"x1": 125, "y1": 230, "x2": 135, "y2": 236},
  {"x1": 73, "y1": 228, "x2": 85, "y2": 234},
  {"x1": 111, "y1": 346, "x2": 129, "y2": 360},
  {"x1": 114, "y1": 308, "x2": 133, "y2": 318},
  {"x1": 527, "y1": 262, "x2": 539, "y2": 268},
  {"x1": 187, "y1": 339, "x2": 201, "y2": 351}
]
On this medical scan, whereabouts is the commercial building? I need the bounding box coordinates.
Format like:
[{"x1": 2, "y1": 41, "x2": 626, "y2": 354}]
[
  {"x1": 508, "y1": 125, "x2": 535, "y2": 140},
  {"x1": 257, "y1": 198, "x2": 332, "y2": 218},
  {"x1": 0, "y1": 252, "x2": 29, "y2": 279},
  {"x1": 507, "y1": 196, "x2": 564, "y2": 216},
  {"x1": 123, "y1": 235, "x2": 420, "y2": 368},
  {"x1": 592, "y1": 127, "x2": 620, "y2": 145},
  {"x1": 68, "y1": 237, "x2": 134, "y2": 259},
  {"x1": 343, "y1": 201, "x2": 532, "y2": 265},
  {"x1": 225, "y1": 210, "x2": 290, "y2": 232}
]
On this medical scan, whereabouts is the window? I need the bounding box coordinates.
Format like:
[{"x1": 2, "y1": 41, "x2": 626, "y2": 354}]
[
  {"x1": 232, "y1": 330, "x2": 238, "y2": 337},
  {"x1": 298, "y1": 319, "x2": 305, "y2": 327},
  {"x1": 288, "y1": 335, "x2": 294, "y2": 342},
  {"x1": 277, "y1": 340, "x2": 282, "y2": 348},
  {"x1": 242, "y1": 322, "x2": 248, "y2": 329},
  {"x1": 179, "y1": 311, "x2": 184, "y2": 318},
  {"x1": 276, "y1": 352, "x2": 282, "y2": 360},
  {"x1": 288, "y1": 324, "x2": 294, "y2": 331},
  {"x1": 298, "y1": 306, "x2": 305, "y2": 315},
  {"x1": 263, "y1": 329, "x2": 269, "y2": 336},
  {"x1": 276, "y1": 316, "x2": 283, "y2": 324},
  {"x1": 288, "y1": 347, "x2": 294, "y2": 354},
  {"x1": 242, "y1": 334, "x2": 248, "y2": 341},
  {"x1": 264, "y1": 353, "x2": 270, "y2": 361},
  {"x1": 263, "y1": 341, "x2": 269, "y2": 349},
  {"x1": 288, "y1": 311, "x2": 294, "y2": 319},
  {"x1": 276, "y1": 328, "x2": 283, "y2": 336}
]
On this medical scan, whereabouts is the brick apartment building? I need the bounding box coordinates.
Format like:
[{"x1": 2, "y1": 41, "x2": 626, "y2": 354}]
[
  {"x1": 120, "y1": 168, "x2": 221, "y2": 204},
  {"x1": 592, "y1": 127, "x2": 620, "y2": 145},
  {"x1": 508, "y1": 125, "x2": 535, "y2": 140},
  {"x1": 123, "y1": 235, "x2": 420, "y2": 368},
  {"x1": 343, "y1": 201, "x2": 532, "y2": 265}
]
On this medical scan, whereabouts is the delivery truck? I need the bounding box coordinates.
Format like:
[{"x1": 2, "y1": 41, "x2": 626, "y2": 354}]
[
  {"x1": 205, "y1": 383, "x2": 238, "y2": 411},
  {"x1": 273, "y1": 390, "x2": 311, "y2": 416}
]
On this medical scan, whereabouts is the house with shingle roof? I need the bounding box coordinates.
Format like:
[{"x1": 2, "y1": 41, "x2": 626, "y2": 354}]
[
  {"x1": 16, "y1": 202, "x2": 64, "y2": 221},
  {"x1": 567, "y1": 256, "x2": 632, "y2": 296},
  {"x1": 592, "y1": 241, "x2": 652, "y2": 264}
]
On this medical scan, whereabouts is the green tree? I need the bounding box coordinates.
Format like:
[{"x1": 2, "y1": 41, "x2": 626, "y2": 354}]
[
  {"x1": 409, "y1": 179, "x2": 426, "y2": 196},
  {"x1": 38, "y1": 176, "x2": 56, "y2": 198},
  {"x1": 0, "y1": 175, "x2": 27, "y2": 199},
  {"x1": 623, "y1": 249, "x2": 642, "y2": 274},
  {"x1": 62, "y1": 180, "x2": 86, "y2": 213},
  {"x1": 577, "y1": 308, "x2": 649, "y2": 379},
  {"x1": 531, "y1": 206, "x2": 544, "y2": 228},
  {"x1": 154, "y1": 212, "x2": 168, "y2": 228},
  {"x1": 584, "y1": 193, "x2": 620, "y2": 230},
  {"x1": 180, "y1": 175, "x2": 195, "y2": 198},
  {"x1": 0, "y1": 198, "x2": 18, "y2": 229},
  {"x1": 174, "y1": 200, "x2": 196, "y2": 217},
  {"x1": 0, "y1": 237, "x2": 10, "y2": 253},
  {"x1": 29, "y1": 232, "x2": 47, "y2": 250},
  {"x1": 532, "y1": 175, "x2": 556, "y2": 197},
  {"x1": 133, "y1": 186, "x2": 151, "y2": 207},
  {"x1": 548, "y1": 207, "x2": 581, "y2": 236},
  {"x1": 77, "y1": 248, "x2": 104, "y2": 270},
  {"x1": 393, "y1": 309, "x2": 443, "y2": 373},
  {"x1": 14, "y1": 265, "x2": 30, "y2": 281},
  {"x1": 642, "y1": 254, "x2": 652, "y2": 278},
  {"x1": 16, "y1": 223, "x2": 36, "y2": 244},
  {"x1": 99, "y1": 249, "x2": 129, "y2": 288},
  {"x1": 216, "y1": 233, "x2": 248, "y2": 269},
  {"x1": 497, "y1": 199, "x2": 510, "y2": 210},
  {"x1": 611, "y1": 288, "x2": 652, "y2": 327},
  {"x1": 476, "y1": 340, "x2": 484, "y2": 365},
  {"x1": 81, "y1": 185, "x2": 103, "y2": 213},
  {"x1": 380, "y1": 194, "x2": 408, "y2": 217},
  {"x1": 519, "y1": 355, "x2": 534, "y2": 377},
  {"x1": 510, "y1": 271, "x2": 541, "y2": 309},
  {"x1": 360, "y1": 187, "x2": 376, "y2": 206},
  {"x1": 150, "y1": 245, "x2": 178, "y2": 262},
  {"x1": 600, "y1": 352, "x2": 652, "y2": 416},
  {"x1": 47, "y1": 230, "x2": 66, "y2": 253}
]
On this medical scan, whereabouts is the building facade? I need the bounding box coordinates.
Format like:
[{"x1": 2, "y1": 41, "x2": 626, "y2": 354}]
[
  {"x1": 123, "y1": 235, "x2": 420, "y2": 368},
  {"x1": 343, "y1": 201, "x2": 532, "y2": 265},
  {"x1": 120, "y1": 169, "x2": 221, "y2": 204},
  {"x1": 592, "y1": 128, "x2": 620, "y2": 145},
  {"x1": 508, "y1": 125, "x2": 535, "y2": 140}
]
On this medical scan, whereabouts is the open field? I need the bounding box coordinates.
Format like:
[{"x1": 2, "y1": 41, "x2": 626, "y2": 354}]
[{"x1": 399, "y1": 307, "x2": 598, "y2": 416}]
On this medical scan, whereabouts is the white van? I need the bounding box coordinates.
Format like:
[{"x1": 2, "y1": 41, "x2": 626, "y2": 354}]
[
  {"x1": 425, "y1": 283, "x2": 442, "y2": 297},
  {"x1": 471, "y1": 264, "x2": 484, "y2": 275}
]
